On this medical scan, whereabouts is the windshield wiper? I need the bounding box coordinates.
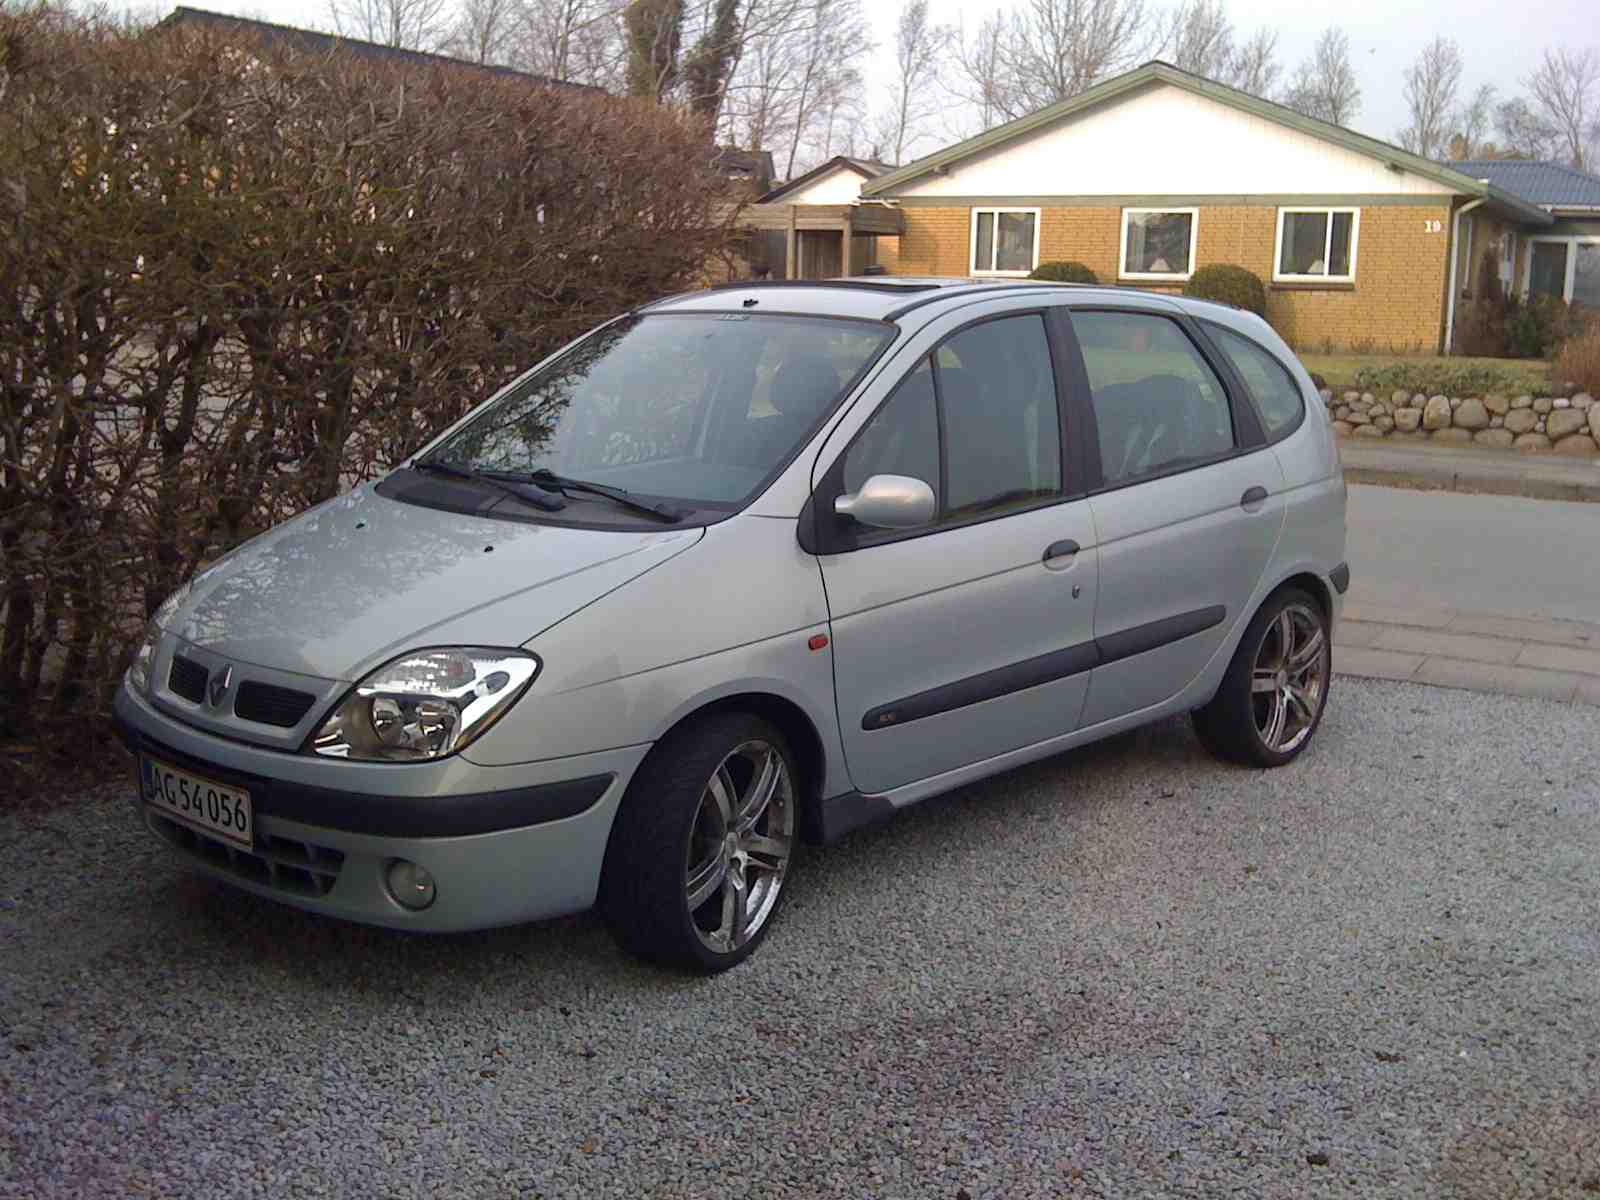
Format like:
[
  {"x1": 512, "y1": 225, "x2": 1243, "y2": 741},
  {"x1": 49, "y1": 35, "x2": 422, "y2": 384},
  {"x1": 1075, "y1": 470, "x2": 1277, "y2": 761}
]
[
  {"x1": 525, "y1": 469, "x2": 685, "y2": 523},
  {"x1": 411, "y1": 458, "x2": 567, "y2": 512}
]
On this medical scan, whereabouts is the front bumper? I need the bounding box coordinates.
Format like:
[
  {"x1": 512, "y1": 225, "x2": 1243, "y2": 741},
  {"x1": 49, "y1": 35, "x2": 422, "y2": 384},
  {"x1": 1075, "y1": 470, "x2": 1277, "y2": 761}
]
[{"x1": 114, "y1": 683, "x2": 650, "y2": 932}]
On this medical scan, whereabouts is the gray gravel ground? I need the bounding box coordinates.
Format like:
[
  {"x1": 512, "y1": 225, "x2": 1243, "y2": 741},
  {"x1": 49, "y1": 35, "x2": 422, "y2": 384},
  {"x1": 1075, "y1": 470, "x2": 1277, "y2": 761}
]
[{"x1": 3, "y1": 677, "x2": 1598, "y2": 1199}]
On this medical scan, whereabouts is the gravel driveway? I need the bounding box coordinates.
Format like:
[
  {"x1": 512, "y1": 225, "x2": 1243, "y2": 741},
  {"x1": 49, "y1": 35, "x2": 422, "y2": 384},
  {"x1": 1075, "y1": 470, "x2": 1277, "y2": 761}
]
[{"x1": 3, "y1": 678, "x2": 1597, "y2": 1199}]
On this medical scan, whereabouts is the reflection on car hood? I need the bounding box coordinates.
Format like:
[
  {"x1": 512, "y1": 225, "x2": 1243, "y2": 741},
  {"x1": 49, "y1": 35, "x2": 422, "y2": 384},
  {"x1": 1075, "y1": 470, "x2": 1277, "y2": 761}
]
[{"x1": 172, "y1": 486, "x2": 702, "y2": 680}]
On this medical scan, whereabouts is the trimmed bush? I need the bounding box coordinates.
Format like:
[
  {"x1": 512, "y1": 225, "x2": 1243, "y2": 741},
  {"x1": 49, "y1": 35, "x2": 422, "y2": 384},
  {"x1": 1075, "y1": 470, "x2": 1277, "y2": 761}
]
[
  {"x1": 1350, "y1": 361, "x2": 1534, "y2": 398},
  {"x1": 1029, "y1": 261, "x2": 1098, "y2": 284},
  {"x1": 0, "y1": 7, "x2": 733, "y2": 750},
  {"x1": 1182, "y1": 264, "x2": 1267, "y2": 317}
]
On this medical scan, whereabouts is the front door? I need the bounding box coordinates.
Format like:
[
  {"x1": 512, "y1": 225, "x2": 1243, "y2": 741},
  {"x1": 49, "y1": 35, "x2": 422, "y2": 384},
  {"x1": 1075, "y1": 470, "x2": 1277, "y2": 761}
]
[
  {"x1": 815, "y1": 310, "x2": 1099, "y2": 796},
  {"x1": 1061, "y1": 307, "x2": 1284, "y2": 727}
]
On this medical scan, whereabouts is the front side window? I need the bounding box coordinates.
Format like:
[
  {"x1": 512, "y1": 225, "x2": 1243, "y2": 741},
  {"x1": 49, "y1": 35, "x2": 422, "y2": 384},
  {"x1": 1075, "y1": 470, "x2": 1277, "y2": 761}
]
[
  {"x1": 1071, "y1": 310, "x2": 1235, "y2": 486},
  {"x1": 426, "y1": 313, "x2": 892, "y2": 514},
  {"x1": 1202, "y1": 321, "x2": 1304, "y2": 439},
  {"x1": 838, "y1": 313, "x2": 1062, "y2": 537},
  {"x1": 971, "y1": 208, "x2": 1039, "y2": 275},
  {"x1": 1121, "y1": 209, "x2": 1197, "y2": 280},
  {"x1": 1276, "y1": 208, "x2": 1359, "y2": 282}
]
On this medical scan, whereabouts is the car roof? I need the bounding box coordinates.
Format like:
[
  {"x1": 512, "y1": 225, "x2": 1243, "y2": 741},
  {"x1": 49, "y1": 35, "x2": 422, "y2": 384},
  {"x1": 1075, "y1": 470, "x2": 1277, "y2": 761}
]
[
  {"x1": 642, "y1": 278, "x2": 1065, "y2": 323},
  {"x1": 643, "y1": 277, "x2": 1247, "y2": 325}
]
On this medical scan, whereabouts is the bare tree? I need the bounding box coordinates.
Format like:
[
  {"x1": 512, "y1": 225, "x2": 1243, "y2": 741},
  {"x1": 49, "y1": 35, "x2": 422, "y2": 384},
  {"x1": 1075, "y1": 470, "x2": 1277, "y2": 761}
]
[
  {"x1": 1165, "y1": 0, "x2": 1231, "y2": 80},
  {"x1": 1223, "y1": 27, "x2": 1278, "y2": 96},
  {"x1": 1495, "y1": 95, "x2": 1559, "y2": 159},
  {"x1": 946, "y1": 0, "x2": 1159, "y2": 129},
  {"x1": 948, "y1": 11, "x2": 1016, "y2": 132},
  {"x1": 1397, "y1": 36, "x2": 1462, "y2": 158},
  {"x1": 1526, "y1": 47, "x2": 1599, "y2": 169},
  {"x1": 1448, "y1": 82, "x2": 1495, "y2": 159},
  {"x1": 1280, "y1": 27, "x2": 1360, "y2": 127},
  {"x1": 875, "y1": 0, "x2": 950, "y2": 165},
  {"x1": 511, "y1": 0, "x2": 628, "y2": 88},
  {"x1": 448, "y1": 0, "x2": 517, "y2": 63},
  {"x1": 776, "y1": 0, "x2": 867, "y2": 177},
  {"x1": 1163, "y1": 1, "x2": 1277, "y2": 96},
  {"x1": 327, "y1": 0, "x2": 452, "y2": 49}
]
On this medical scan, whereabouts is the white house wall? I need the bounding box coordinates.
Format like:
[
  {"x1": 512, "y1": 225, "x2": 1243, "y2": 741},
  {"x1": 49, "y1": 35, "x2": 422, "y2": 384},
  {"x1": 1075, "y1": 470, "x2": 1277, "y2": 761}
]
[
  {"x1": 890, "y1": 83, "x2": 1460, "y2": 199},
  {"x1": 781, "y1": 167, "x2": 868, "y2": 205}
]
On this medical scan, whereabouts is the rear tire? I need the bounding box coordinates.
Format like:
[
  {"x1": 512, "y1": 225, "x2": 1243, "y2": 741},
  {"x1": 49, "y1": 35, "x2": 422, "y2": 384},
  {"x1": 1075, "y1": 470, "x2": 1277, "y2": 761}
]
[
  {"x1": 1192, "y1": 587, "x2": 1331, "y2": 767},
  {"x1": 599, "y1": 713, "x2": 798, "y2": 973}
]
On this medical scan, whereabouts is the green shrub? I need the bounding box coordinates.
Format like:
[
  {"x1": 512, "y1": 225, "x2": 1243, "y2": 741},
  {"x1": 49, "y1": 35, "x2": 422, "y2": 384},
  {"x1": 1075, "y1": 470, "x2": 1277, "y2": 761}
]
[
  {"x1": 1182, "y1": 264, "x2": 1267, "y2": 318},
  {"x1": 1350, "y1": 361, "x2": 1529, "y2": 397},
  {"x1": 1029, "y1": 260, "x2": 1098, "y2": 283},
  {"x1": 1503, "y1": 293, "x2": 1586, "y2": 359}
]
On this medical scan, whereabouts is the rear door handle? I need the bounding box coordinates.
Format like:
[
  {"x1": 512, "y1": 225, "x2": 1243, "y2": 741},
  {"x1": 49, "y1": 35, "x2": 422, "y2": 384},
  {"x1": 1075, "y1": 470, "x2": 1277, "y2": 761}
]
[
  {"x1": 1240, "y1": 486, "x2": 1268, "y2": 508},
  {"x1": 1042, "y1": 539, "x2": 1080, "y2": 567}
]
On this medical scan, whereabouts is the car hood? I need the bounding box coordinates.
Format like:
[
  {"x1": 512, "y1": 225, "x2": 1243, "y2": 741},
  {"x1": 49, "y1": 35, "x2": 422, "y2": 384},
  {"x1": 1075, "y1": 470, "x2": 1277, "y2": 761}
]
[{"x1": 171, "y1": 485, "x2": 703, "y2": 681}]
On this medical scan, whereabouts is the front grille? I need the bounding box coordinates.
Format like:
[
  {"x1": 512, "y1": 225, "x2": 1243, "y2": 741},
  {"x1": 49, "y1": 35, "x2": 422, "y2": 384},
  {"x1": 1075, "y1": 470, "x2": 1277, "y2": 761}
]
[
  {"x1": 149, "y1": 812, "x2": 345, "y2": 898},
  {"x1": 168, "y1": 655, "x2": 208, "y2": 704},
  {"x1": 234, "y1": 681, "x2": 317, "y2": 728}
]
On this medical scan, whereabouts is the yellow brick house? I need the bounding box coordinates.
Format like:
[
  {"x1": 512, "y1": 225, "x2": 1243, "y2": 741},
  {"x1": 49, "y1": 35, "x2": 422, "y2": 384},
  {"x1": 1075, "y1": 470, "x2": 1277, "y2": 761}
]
[{"x1": 851, "y1": 61, "x2": 1555, "y2": 354}]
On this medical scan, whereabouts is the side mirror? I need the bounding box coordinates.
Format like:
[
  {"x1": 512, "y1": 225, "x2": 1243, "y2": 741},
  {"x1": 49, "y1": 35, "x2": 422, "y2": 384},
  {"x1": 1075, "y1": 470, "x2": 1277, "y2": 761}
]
[{"x1": 834, "y1": 474, "x2": 936, "y2": 530}]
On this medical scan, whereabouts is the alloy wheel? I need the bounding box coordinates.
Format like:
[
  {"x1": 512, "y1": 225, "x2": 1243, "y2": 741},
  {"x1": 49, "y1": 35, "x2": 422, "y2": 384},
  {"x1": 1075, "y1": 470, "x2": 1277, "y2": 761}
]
[
  {"x1": 683, "y1": 739, "x2": 794, "y2": 954},
  {"x1": 1250, "y1": 602, "x2": 1328, "y2": 754}
]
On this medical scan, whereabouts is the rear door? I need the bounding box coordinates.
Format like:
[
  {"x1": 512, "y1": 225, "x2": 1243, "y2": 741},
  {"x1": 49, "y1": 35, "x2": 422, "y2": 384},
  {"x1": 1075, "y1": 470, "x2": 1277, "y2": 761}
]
[
  {"x1": 811, "y1": 304, "x2": 1099, "y2": 796},
  {"x1": 1060, "y1": 304, "x2": 1285, "y2": 728}
]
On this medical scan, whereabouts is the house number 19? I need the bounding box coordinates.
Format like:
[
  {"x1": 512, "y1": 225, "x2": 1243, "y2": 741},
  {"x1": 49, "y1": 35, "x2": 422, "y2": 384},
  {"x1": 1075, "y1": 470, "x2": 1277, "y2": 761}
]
[{"x1": 1423, "y1": 219, "x2": 1443, "y2": 233}]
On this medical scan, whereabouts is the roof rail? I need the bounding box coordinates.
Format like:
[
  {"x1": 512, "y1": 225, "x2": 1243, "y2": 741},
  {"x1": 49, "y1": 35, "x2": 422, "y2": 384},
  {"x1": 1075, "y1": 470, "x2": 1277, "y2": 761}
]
[{"x1": 698, "y1": 279, "x2": 945, "y2": 296}]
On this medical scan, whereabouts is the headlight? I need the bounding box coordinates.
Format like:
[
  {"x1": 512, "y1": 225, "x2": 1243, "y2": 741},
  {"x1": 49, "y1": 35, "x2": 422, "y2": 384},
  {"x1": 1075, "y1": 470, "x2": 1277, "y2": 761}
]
[
  {"x1": 308, "y1": 648, "x2": 539, "y2": 762},
  {"x1": 125, "y1": 582, "x2": 193, "y2": 695}
]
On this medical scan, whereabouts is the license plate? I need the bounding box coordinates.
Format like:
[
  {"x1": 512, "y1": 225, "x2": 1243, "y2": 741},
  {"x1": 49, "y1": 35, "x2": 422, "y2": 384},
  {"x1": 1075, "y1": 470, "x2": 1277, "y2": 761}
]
[{"x1": 141, "y1": 756, "x2": 253, "y2": 849}]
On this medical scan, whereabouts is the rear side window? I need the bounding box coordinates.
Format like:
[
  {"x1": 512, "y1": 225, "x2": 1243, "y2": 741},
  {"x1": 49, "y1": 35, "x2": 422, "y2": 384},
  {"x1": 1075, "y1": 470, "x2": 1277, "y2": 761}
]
[
  {"x1": 1202, "y1": 321, "x2": 1305, "y2": 439},
  {"x1": 1070, "y1": 311, "x2": 1234, "y2": 486}
]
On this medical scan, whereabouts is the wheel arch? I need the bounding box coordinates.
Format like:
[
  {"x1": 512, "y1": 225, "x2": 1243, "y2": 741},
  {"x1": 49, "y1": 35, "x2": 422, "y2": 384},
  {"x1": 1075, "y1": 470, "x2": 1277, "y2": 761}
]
[{"x1": 649, "y1": 690, "x2": 833, "y2": 846}]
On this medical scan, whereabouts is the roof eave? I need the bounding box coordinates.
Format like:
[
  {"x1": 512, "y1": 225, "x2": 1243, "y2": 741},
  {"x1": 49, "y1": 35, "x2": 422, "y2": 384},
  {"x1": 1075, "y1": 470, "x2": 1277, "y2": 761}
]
[{"x1": 1479, "y1": 186, "x2": 1555, "y2": 226}]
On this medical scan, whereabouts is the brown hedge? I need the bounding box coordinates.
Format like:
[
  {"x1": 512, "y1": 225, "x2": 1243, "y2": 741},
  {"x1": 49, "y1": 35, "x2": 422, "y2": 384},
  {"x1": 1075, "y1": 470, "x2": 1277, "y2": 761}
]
[{"x1": 0, "y1": 8, "x2": 735, "y2": 747}]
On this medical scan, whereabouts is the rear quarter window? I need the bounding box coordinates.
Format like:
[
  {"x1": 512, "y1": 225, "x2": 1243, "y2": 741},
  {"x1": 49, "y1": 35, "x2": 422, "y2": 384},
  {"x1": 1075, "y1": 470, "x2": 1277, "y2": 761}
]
[{"x1": 1201, "y1": 321, "x2": 1305, "y2": 440}]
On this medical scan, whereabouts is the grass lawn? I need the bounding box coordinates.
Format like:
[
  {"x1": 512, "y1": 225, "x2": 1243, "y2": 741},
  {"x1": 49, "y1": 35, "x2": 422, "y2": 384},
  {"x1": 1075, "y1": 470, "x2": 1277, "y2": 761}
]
[{"x1": 1298, "y1": 352, "x2": 1552, "y2": 394}]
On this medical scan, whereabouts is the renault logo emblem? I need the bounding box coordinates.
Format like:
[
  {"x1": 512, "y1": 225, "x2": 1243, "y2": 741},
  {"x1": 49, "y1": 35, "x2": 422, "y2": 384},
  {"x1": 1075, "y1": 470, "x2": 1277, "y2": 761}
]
[{"x1": 208, "y1": 664, "x2": 233, "y2": 708}]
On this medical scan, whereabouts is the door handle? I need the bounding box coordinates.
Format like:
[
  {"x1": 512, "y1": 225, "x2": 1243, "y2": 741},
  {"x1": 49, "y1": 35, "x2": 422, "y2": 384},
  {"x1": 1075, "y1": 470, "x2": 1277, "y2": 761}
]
[
  {"x1": 1042, "y1": 539, "x2": 1080, "y2": 566},
  {"x1": 1240, "y1": 486, "x2": 1268, "y2": 508}
]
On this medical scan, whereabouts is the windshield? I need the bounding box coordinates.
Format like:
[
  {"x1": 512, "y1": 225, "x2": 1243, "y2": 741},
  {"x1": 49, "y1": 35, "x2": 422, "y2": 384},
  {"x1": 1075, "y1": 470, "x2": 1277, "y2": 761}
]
[{"x1": 424, "y1": 312, "x2": 893, "y2": 509}]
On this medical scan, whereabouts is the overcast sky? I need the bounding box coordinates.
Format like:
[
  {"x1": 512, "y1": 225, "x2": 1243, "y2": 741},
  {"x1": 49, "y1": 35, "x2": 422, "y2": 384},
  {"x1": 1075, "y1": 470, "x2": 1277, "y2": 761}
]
[{"x1": 164, "y1": 0, "x2": 1595, "y2": 159}]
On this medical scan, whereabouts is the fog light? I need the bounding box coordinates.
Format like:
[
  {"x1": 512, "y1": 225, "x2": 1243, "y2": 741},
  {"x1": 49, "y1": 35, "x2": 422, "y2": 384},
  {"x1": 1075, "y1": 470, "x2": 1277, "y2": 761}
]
[{"x1": 386, "y1": 859, "x2": 436, "y2": 911}]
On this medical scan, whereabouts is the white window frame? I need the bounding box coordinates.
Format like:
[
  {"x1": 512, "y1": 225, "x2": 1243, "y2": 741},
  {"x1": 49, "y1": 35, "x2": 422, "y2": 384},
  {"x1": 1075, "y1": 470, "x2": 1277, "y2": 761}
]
[
  {"x1": 969, "y1": 207, "x2": 1041, "y2": 277},
  {"x1": 1118, "y1": 207, "x2": 1199, "y2": 282},
  {"x1": 1273, "y1": 207, "x2": 1361, "y2": 283},
  {"x1": 1522, "y1": 235, "x2": 1600, "y2": 302}
]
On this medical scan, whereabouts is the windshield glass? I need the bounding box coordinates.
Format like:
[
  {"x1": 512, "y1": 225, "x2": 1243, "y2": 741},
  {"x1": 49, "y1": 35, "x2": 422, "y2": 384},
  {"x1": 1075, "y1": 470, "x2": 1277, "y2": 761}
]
[{"x1": 424, "y1": 313, "x2": 893, "y2": 508}]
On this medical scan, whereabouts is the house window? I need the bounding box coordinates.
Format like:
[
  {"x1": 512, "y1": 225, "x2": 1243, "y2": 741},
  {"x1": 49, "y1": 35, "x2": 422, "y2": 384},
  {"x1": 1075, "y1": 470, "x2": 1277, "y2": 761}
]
[
  {"x1": 970, "y1": 208, "x2": 1039, "y2": 276},
  {"x1": 1526, "y1": 238, "x2": 1600, "y2": 307},
  {"x1": 1120, "y1": 209, "x2": 1197, "y2": 280},
  {"x1": 1275, "y1": 208, "x2": 1359, "y2": 282}
]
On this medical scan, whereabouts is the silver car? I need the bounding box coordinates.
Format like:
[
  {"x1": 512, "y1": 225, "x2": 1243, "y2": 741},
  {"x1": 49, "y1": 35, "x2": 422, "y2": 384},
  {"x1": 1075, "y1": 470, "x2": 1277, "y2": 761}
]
[{"x1": 115, "y1": 278, "x2": 1347, "y2": 972}]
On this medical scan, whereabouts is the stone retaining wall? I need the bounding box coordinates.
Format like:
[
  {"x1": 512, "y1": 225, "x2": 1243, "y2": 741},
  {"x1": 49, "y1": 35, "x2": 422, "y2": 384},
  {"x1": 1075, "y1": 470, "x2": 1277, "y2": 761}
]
[{"x1": 1321, "y1": 388, "x2": 1600, "y2": 455}]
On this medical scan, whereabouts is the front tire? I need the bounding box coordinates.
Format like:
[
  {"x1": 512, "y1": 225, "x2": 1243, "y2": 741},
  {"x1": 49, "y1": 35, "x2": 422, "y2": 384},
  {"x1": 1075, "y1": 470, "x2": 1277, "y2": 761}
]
[
  {"x1": 1192, "y1": 588, "x2": 1331, "y2": 767},
  {"x1": 599, "y1": 713, "x2": 798, "y2": 972}
]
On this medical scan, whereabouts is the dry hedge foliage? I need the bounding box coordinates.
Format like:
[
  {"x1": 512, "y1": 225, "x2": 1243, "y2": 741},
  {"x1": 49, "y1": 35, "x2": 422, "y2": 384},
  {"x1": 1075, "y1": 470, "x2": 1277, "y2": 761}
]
[{"x1": 0, "y1": 8, "x2": 736, "y2": 743}]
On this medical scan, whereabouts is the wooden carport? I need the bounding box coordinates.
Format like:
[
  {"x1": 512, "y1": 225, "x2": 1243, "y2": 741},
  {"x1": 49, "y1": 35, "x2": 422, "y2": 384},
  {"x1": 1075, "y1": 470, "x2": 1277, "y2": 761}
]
[{"x1": 736, "y1": 202, "x2": 904, "y2": 280}]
